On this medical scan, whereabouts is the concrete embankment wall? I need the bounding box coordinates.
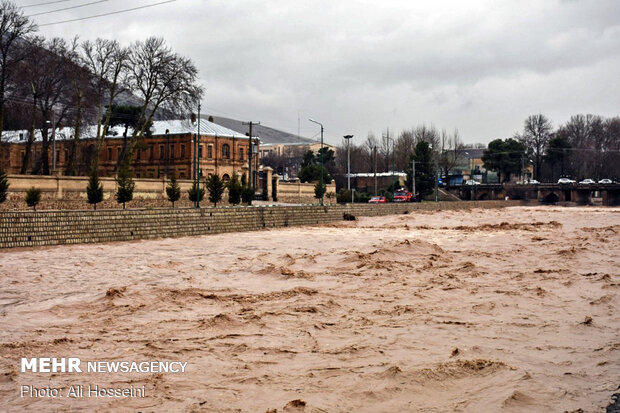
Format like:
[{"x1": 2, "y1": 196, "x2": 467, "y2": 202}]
[{"x1": 0, "y1": 200, "x2": 525, "y2": 249}]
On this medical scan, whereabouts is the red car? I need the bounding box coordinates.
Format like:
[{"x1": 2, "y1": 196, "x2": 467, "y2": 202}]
[
  {"x1": 393, "y1": 190, "x2": 413, "y2": 202},
  {"x1": 368, "y1": 196, "x2": 388, "y2": 203}
]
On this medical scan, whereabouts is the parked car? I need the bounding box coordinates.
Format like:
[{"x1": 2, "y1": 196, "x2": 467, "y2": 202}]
[
  {"x1": 465, "y1": 180, "x2": 480, "y2": 185},
  {"x1": 579, "y1": 179, "x2": 596, "y2": 184},
  {"x1": 598, "y1": 179, "x2": 613, "y2": 184},
  {"x1": 528, "y1": 179, "x2": 540, "y2": 184},
  {"x1": 393, "y1": 189, "x2": 413, "y2": 202},
  {"x1": 368, "y1": 196, "x2": 387, "y2": 204},
  {"x1": 558, "y1": 178, "x2": 576, "y2": 184}
]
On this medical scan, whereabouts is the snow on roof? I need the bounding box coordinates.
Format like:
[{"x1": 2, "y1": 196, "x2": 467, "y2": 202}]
[
  {"x1": 1, "y1": 119, "x2": 254, "y2": 144},
  {"x1": 346, "y1": 172, "x2": 407, "y2": 177}
]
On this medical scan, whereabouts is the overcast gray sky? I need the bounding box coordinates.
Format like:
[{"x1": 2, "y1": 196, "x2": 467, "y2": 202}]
[{"x1": 24, "y1": 0, "x2": 620, "y2": 145}]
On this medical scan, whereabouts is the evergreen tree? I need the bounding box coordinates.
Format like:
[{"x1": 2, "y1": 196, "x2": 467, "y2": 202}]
[
  {"x1": 188, "y1": 180, "x2": 205, "y2": 204},
  {"x1": 406, "y1": 141, "x2": 435, "y2": 198},
  {"x1": 314, "y1": 181, "x2": 326, "y2": 200},
  {"x1": 115, "y1": 164, "x2": 134, "y2": 209},
  {"x1": 482, "y1": 138, "x2": 526, "y2": 182},
  {"x1": 206, "y1": 174, "x2": 225, "y2": 207},
  {"x1": 227, "y1": 174, "x2": 242, "y2": 205},
  {"x1": 241, "y1": 185, "x2": 254, "y2": 205},
  {"x1": 297, "y1": 164, "x2": 332, "y2": 184},
  {"x1": 0, "y1": 167, "x2": 9, "y2": 204},
  {"x1": 25, "y1": 187, "x2": 41, "y2": 211},
  {"x1": 86, "y1": 168, "x2": 104, "y2": 210},
  {"x1": 166, "y1": 175, "x2": 181, "y2": 208}
]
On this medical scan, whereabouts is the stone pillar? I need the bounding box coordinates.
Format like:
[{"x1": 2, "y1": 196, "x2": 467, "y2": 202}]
[
  {"x1": 294, "y1": 178, "x2": 301, "y2": 203},
  {"x1": 56, "y1": 175, "x2": 63, "y2": 200},
  {"x1": 272, "y1": 173, "x2": 280, "y2": 202},
  {"x1": 263, "y1": 166, "x2": 273, "y2": 201}
]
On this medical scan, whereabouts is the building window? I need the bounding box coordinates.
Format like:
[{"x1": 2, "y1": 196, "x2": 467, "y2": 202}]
[
  {"x1": 198, "y1": 145, "x2": 203, "y2": 158},
  {"x1": 159, "y1": 145, "x2": 164, "y2": 160},
  {"x1": 137, "y1": 149, "x2": 141, "y2": 160},
  {"x1": 222, "y1": 174, "x2": 230, "y2": 183},
  {"x1": 107, "y1": 148, "x2": 112, "y2": 160},
  {"x1": 222, "y1": 144, "x2": 230, "y2": 159},
  {"x1": 117, "y1": 147, "x2": 121, "y2": 159},
  {"x1": 239, "y1": 148, "x2": 244, "y2": 161},
  {"x1": 207, "y1": 145, "x2": 213, "y2": 159},
  {"x1": 65, "y1": 149, "x2": 69, "y2": 161},
  {"x1": 170, "y1": 144, "x2": 175, "y2": 159},
  {"x1": 180, "y1": 172, "x2": 185, "y2": 179},
  {"x1": 181, "y1": 144, "x2": 185, "y2": 158}
]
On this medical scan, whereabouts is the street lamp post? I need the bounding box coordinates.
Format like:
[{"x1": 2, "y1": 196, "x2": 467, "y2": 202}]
[
  {"x1": 343, "y1": 134, "x2": 353, "y2": 203},
  {"x1": 384, "y1": 133, "x2": 395, "y2": 199},
  {"x1": 430, "y1": 144, "x2": 438, "y2": 202},
  {"x1": 309, "y1": 118, "x2": 324, "y2": 205}
]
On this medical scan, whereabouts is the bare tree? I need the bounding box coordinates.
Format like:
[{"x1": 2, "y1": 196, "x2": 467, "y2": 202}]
[
  {"x1": 28, "y1": 38, "x2": 77, "y2": 175},
  {"x1": 0, "y1": 0, "x2": 37, "y2": 139},
  {"x1": 363, "y1": 132, "x2": 379, "y2": 173},
  {"x1": 438, "y1": 129, "x2": 464, "y2": 177},
  {"x1": 560, "y1": 114, "x2": 614, "y2": 180},
  {"x1": 394, "y1": 129, "x2": 415, "y2": 171},
  {"x1": 518, "y1": 114, "x2": 552, "y2": 180},
  {"x1": 380, "y1": 128, "x2": 393, "y2": 172},
  {"x1": 125, "y1": 37, "x2": 203, "y2": 162},
  {"x1": 81, "y1": 38, "x2": 130, "y2": 170},
  {"x1": 413, "y1": 124, "x2": 439, "y2": 147}
]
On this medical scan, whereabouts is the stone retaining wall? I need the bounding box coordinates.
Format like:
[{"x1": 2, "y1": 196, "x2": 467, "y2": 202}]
[{"x1": 0, "y1": 200, "x2": 525, "y2": 249}]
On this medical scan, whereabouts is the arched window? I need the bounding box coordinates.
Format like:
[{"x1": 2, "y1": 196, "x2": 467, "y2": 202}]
[
  {"x1": 222, "y1": 174, "x2": 230, "y2": 183},
  {"x1": 222, "y1": 144, "x2": 230, "y2": 159}
]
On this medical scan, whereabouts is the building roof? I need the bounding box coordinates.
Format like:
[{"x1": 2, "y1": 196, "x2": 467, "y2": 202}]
[
  {"x1": 458, "y1": 148, "x2": 485, "y2": 158},
  {"x1": 209, "y1": 116, "x2": 316, "y2": 145},
  {"x1": 347, "y1": 172, "x2": 407, "y2": 177},
  {"x1": 1, "y1": 119, "x2": 251, "y2": 144}
]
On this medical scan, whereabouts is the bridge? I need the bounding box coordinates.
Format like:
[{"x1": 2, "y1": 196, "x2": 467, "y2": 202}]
[{"x1": 451, "y1": 183, "x2": 620, "y2": 206}]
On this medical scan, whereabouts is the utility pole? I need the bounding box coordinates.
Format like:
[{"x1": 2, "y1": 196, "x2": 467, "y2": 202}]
[
  {"x1": 196, "y1": 103, "x2": 201, "y2": 208},
  {"x1": 374, "y1": 145, "x2": 377, "y2": 196},
  {"x1": 435, "y1": 149, "x2": 439, "y2": 203},
  {"x1": 51, "y1": 111, "x2": 56, "y2": 174},
  {"x1": 308, "y1": 118, "x2": 324, "y2": 205},
  {"x1": 243, "y1": 121, "x2": 260, "y2": 192},
  {"x1": 165, "y1": 129, "x2": 170, "y2": 179},
  {"x1": 384, "y1": 131, "x2": 394, "y2": 199},
  {"x1": 344, "y1": 135, "x2": 353, "y2": 203},
  {"x1": 412, "y1": 158, "x2": 416, "y2": 197}
]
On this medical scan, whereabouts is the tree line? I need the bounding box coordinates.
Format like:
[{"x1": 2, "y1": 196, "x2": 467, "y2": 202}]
[
  {"x1": 486, "y1": 114, "x2": 620, "y2": 182},
  {"x1": 0, "y1": 0, "x2": 203, "y2": 178}
]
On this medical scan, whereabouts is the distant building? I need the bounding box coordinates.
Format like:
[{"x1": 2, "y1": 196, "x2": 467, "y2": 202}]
[
  {"x1": 347, "y1": 172, "x2": 407, "y2": 194},
  {"x1": 1, "y1": 119, "x2": 260, "y2": 184},
  {"x1": 207, "y1": 116, "x2": 338, "y2": 179}
]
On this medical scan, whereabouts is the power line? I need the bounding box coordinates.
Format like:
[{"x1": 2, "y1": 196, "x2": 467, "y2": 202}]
[
  {"x1": 20, "y1": 0, "x2": 71, "y2": 8},
  {"x1": 37, "y1": 0, "x2": 176, "y2": 26},
  {"x1": 27, "y1": 0, "x2": 110, "y2": 17}
]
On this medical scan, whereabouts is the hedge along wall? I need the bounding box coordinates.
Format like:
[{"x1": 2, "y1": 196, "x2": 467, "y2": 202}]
[
  {"x1": 0, "y1": 200, "x2": 526, "y2": 249},
  {"x1": 1, "y1": 174, "x2": 336, "y2": 210},
  {"x1": 1, "y1": 174, "x2": 200, "y2": 211}
]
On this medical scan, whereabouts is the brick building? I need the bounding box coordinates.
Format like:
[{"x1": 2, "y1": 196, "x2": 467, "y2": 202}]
[{"x1": 1, "y1": 119, "x2": 260, "y2": 184}]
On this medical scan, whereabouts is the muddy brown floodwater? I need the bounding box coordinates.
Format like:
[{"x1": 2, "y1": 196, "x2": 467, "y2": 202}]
[{"x1": 0, "y1": 206, "x2": 618, "y2": 412}]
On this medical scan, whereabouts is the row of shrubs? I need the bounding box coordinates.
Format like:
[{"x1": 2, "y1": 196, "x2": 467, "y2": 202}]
[{"x1": 0, "y1": 167, "x2": 256, "y2": 211}]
